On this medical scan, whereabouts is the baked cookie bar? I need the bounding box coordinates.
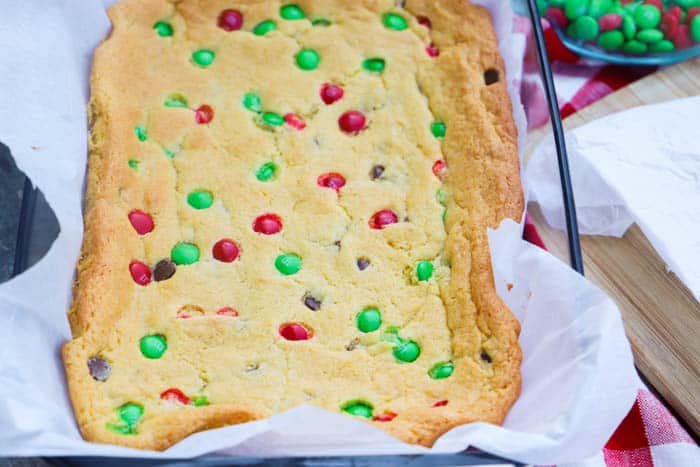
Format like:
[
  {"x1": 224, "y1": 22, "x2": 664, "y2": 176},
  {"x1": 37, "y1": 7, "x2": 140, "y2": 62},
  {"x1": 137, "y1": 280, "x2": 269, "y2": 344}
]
[{"x1": 63, "y1": 0, "x2": 523, "y2": 450}]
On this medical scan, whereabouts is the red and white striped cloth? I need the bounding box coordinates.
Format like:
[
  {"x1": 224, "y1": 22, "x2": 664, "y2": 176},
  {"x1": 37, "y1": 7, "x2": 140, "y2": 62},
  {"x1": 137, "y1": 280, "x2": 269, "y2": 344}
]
[{"x1": 521, "y1": 27, "x2": 699, "y2": 466}]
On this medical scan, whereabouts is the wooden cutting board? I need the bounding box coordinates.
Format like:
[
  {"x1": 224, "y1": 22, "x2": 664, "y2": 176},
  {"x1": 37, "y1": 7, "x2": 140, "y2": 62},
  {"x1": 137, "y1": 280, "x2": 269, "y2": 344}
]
[{"x1": 527, "y1": 57, "x2": 700, "y2": 437}]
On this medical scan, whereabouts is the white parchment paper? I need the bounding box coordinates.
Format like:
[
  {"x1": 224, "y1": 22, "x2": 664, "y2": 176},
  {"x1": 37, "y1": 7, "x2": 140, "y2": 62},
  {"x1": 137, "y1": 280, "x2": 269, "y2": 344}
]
[
  {"x1": 527, "y1": 96, "x2": 700, "y2": 302},
  {"x1": 0, "y1": 1, "x2": 639, "y2": 464}
]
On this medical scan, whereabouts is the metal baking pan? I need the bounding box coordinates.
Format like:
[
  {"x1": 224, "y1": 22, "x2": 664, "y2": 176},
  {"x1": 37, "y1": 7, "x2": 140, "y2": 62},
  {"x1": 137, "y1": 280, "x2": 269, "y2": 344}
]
[{"x1": 5, "y1": 0, "x2": 580, "y2": 464}]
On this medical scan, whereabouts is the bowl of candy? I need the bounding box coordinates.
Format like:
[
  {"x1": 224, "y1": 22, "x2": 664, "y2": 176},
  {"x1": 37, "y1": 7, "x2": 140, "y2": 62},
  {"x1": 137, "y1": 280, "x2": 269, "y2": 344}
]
[{"x1": 538, "y1": 0, "x2": 700, "y2": 65}]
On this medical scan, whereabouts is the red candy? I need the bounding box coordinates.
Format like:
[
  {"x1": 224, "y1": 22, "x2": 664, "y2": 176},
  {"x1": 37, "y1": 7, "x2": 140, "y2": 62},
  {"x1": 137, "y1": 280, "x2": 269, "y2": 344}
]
[
  {"x1": 432, "y1": 160, "x2": 447, "y2": 180},
  {"x1": 338, "y1": 111, "x2": 366, "y2": 134},
  {"x1": 320, "y1": 83, "x2": 344, "y2": 104},
  {"x1": 369, "y1": 210, "x2": 398, "y2": 230},
  {"x1": 218, "y1": 9, "x2": 243, "y2": 31},
  {"x1": 195, "y1": 105, "x2": 214, "y2": 124},
  {"x1": 217, "y1": 307, "x2": 240, "y2": 317},
  {"x1": 661, "y1": 12, "x2": 680, "y2": 39},
  {"x1": 673, "y1": 25, "x2": 694, "y2": 49},
  {"x1": 317, "y1": 172, "x2": 346, "y2": 192},
  {"x1": 253, "y1": 213, "x2": 283, "y2": 235},
  {"x1": 129, "y1": 261, "x2": 152, "y2": 286},
  {"x1": 177, "y1": 304, "x2": 205, "y2": 319},
  {"x1": 373, "y1": 412, "x2": 397, "y2": 422},
  {"x1": 279, "y1": 323, "x2": 312, "y2": 341},
  {"x1": 432, "y1": 400, "x2": 448, "y2": 407},
  {"x1": 598, "y1": 13, "x2": 622, "y2": 32},
  {"x1": 545, "y1": 7, "x2": 569, "y2": 29},
  {"x1": 426, "y1": 43, "x2": 440, "y2": 57},
  {"x1": 284, "y1": 113, "x2": 306, "y2": 130},
  {"x1": 128, "y1": 210, "x2": 154, "y2": 235},
  {"x1": 212, "y1": 239, "x2": 240, "y2": 263},
  {"x1": 416, "y1": 15, "x2": 432, "y2": 29},
  {"x1": 667, "y1": 5, "x2": 683, "y2": 20},
  {"x1": 161, "y1": 388, "x2": 191, "y2": 405}
]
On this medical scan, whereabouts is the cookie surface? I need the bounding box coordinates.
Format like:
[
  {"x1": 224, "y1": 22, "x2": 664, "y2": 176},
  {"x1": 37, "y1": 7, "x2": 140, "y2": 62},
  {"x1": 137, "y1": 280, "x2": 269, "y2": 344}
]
[{"x1": 63, "y1": 0, "x2": 523, "y2": 450}]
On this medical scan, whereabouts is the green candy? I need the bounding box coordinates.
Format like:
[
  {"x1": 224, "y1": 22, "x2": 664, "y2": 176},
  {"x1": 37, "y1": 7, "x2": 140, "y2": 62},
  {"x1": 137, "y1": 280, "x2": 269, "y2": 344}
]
[
  {"x1": 383, "y1": 12, "x2": 408, "y2": 31},
  {"x1": 163, "y1": 148, "x2": 176, "y2": 159},
  {"x1": 140, "y1": 335, "x2": 167, "y2": 359},
  {"x1": 564, "y1": 0, "x2": 590, "y2": 21},
  {"x1": 623, "y1": 2, "x2": 640, "y2": 15},
  {"x1": 256, "y1": 162, "x2": 277, "y2": 181},
  {"x1": 622, "y1": 14, "x2": 637, "y2": 40},
  {"x1": 573, "y1": 15, "x2": 599, "y2": 41},
  {"x1": 296, "y1": 49, "x2": 320, "y2": 70},
  {"x1": 362, "y1": 58, "x2": 385, "y2": 73},
  {"x1": 431, "y1": 121, "x2": 446, "y2": 138},
  {"x1": 436, "y1": 188, "x2": 448, "y2": 205},
  {"x1": 536, "y1": 0, "x2": 548, "y2": 16},
  {"x1": 416, "y1": 261, "x2": 434, "y2": 281},
  {"x1": 442, "y1": 208, "x2": 447, "y2": 224},
  {"x1": 164, "y1": 93, "x2": 188, "y2": 108},
  {"x1": 691, "y1": 15, "x2": 700, "y2": 43},
  {"x1": 393, "y1": 340, "x2": 420, "y2": 363},
  {"x1": 118, "y1": 403, "x2": 144, "y2": 426},
  {"x1": 622, "y1": 39, "x2": 648, "y2": 54},
  {"x1": 342, "y1": 401, "x2": 373, "y2": 418},
  {"x1": 633, "y1": 4, "x2": 661, "y2": 29},
  {"x1": 243, "y1": 93, "x2": 262, "y2": 113},
  {"x1": 675, "y1": 0, "x2": 696, "y2": 9},
  {"x1": 312, "y1": 18, "x2": 332, "y2": 26},
  {"x1": 192, "y1": 49, "x2": 215, "y2": 67},
  {"x1": 192, "y1": 395, "x2": 209, "y2": 407},
  {"x1": 381, "y1": 326, "x2": 402, "y2": 345},
  {"x1": 588, "y1": 0, "x2": 611, "y2": 19},
  {"x1": 128, "y1": 159, "x2": 139, "y2": 171},
  {"x1": 134, "y1": 126, "x2": 147, "y2": 142},
  {"x1": 550, "y1": 0, "x2": 566, "y2": 7},
  {"x1": 187, "y1": 190, "x2": 213, "y2": 209},
  {"x1": 171, "y1": 243, "x2": 200, "y2": 265},
  {"x1": 254, "y1": 20, "x2": 277, "y2": 35},
  {"x1": 106, "y1": 422, "x2": 134, "y2": 435},
  {"x1": 153, "y1": 21, "x2": 173, "y2": 37},
  {"x1": 649, "y1": 40, "x2": 675, "y2": 53},
  {"x1": 106, "y1": 403, "x2": 144, "y2": 435},
  {"x1": 275, "y1": 254, "x2": 302, "y2": 275},
  {"x1": 356, "y1": 308, "x2": 382, "y2": 333},
  {"x1": 609, "y1": 4, "x2": 626, "y2": 17},
  {"x1": 262, "y1": 112, "x2": 285, "y2": 126},
  {"x1": 636, "y1": 28, "x2": 663, "y2": 44},
  {"x1": 428, "y1": 361, "x2": 454, "y2": 380},
  {"x1": 598, "y1": 30, "x2": 624, "y2": 50},
  {"x1": 280, "y1": 4, "x2": 305, "y2": 20}
]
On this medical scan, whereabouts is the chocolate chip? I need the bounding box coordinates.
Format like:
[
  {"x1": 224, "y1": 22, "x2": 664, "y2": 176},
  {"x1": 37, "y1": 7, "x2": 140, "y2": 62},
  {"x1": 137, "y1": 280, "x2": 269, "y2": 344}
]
[
  {"x1": 480, "y1": 350, "x2": 492, "y2": 363},
  {"x1": 304, "y1": 294, "x2": 321, "y2": 311},
  {"x1": 245, "y1": 363, "x2": 260, "y2": 372},
  {"x1": 357, "y1": 258, "x2": 370, "y2": 271},
  {"x1": 87, "y1": 357, "x2": 111, "y2": 382},
  {"x1": 370, "y1": 165, "x2": 385, "y2": 179},
  {"x1": 345, "y1": 338, "x2": 360, "y2": 351},
  {"x1": 153, "y1": 259, "x2": 176, "y2": 281},
  {"x1": 334, "y1": 240, "x2": 342, "y2": 249},
  {"x1": 484, "y1": 68, "x2": 499, "y2": 85}
]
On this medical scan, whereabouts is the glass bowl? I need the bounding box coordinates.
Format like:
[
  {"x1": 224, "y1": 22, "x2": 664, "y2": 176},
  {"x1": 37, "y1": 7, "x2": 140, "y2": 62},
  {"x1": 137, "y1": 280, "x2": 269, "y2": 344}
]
[{"x1": 551, "y1": 23, "x2": 700, "y2": 65}]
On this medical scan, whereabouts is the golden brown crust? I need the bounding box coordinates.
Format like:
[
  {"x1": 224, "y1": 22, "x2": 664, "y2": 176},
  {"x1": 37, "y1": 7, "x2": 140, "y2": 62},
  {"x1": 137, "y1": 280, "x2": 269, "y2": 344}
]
[{"x1": 64, "y1": 0, "x2": 522, "y2": 450}]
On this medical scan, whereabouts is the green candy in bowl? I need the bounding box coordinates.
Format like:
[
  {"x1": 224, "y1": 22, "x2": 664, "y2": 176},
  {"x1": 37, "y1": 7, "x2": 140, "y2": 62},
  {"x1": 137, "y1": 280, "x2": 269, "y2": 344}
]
[{"x1": 537, "y1": 0, "x2": 700, "y2": 65}]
